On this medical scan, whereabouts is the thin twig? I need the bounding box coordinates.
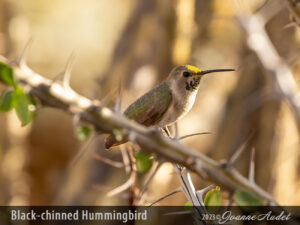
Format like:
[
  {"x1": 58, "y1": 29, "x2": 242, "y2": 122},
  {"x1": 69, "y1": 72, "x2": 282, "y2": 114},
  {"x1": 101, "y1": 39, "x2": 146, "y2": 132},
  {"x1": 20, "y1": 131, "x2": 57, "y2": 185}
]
[
  {"x1": 69, "y1": 133, "x2": 96, "y2": 167},
  {"x1": 282, "y1": 21, "x2": 298, "y2": 30},
  {"x1": 106, "y1": 172, "x2": 136, "y2": 197},
  {"x1": 178, "y1": 132, "x2": 212, "y2": 141},
  {"x1": 136, "y1": 159, "x2": 164, "y2": 204},
  {"x1": 148, "y1": 187, "x2": 181, "y2": 207},
  {"x1": 93, "y1": 153, "x2": 124, "y2": 168},
  {"x1": 120, "y1": 145, "x2": 131, "y2": 174}
]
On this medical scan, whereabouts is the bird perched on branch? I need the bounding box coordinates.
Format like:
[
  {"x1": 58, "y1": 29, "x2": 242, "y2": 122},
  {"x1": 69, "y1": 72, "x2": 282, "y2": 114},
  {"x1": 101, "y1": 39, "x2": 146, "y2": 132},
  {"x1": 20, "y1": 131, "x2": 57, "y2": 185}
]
[{"x1": 105, "y1": 65, "x2": 234, "y2": 149}]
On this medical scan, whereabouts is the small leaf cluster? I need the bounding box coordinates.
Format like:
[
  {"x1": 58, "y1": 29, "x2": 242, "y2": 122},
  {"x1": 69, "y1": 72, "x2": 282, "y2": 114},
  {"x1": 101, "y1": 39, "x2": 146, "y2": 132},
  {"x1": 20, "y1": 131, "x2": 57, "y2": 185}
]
[
  {"x1": 134, "y1": 152, "x2": 152, "y2": 173},
  {"x1": 233, "y1": 189, "x2": 262, "y2": 211},
  {"x1": 0, "y1": 63, "x2": 36, "y2": 126},
  {"x1": 185, "y1": 187, "x2": 262, "y2": 209},
  {"x1": 204, "y1": 186, "x2": 222, "y2": 207},
  {"x1": 75, "y1": 125, "x2": 91, "y2": 141}
]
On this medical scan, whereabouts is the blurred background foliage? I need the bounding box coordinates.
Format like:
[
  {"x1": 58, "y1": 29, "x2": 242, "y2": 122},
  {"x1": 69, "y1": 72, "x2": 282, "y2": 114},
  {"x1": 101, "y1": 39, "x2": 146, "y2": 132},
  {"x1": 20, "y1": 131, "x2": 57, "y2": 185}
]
[{"x1": 0, "y1": 0, "x2": 299, "y2": 206}]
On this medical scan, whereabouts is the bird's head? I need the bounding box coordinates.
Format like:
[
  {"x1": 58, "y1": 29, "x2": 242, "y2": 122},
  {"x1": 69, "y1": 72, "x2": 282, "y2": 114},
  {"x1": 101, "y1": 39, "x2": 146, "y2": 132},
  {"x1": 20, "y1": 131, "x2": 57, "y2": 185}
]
[{"x1": 167, "y1": 65, "x2": 234, "y2": 92}]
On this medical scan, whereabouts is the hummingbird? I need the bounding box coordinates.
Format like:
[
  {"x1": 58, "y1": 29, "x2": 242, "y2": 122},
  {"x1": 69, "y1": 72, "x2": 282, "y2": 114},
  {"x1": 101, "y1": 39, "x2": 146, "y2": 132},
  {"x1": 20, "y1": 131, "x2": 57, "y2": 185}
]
[{"x1": 105, "y1": 65, "x2": 234, "y2": 149}]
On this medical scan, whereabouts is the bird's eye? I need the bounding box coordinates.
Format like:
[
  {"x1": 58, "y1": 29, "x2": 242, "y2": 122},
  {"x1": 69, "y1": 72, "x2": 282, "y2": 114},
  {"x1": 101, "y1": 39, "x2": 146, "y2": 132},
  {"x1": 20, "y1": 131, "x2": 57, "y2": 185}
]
[{"x1": 183, "y1": 71, "x2": 190, "y2": 77}]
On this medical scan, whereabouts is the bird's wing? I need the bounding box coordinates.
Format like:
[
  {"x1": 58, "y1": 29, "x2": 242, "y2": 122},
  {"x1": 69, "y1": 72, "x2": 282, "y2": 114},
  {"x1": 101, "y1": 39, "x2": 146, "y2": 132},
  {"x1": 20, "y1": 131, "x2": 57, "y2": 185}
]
[{"x1": 124, "y1": 82, "x2": 172, "y2": 126}]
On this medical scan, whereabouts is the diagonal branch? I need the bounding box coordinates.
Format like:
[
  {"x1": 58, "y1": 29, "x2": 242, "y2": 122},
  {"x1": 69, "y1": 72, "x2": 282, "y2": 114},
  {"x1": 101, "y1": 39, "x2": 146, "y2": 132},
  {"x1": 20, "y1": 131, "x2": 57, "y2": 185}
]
[
  {"x1": 234, "y1": 2, "x2": 300, "y2": 133},
  {"x1": 0, "y1": 57, "x2": 278, "y2": 205}
]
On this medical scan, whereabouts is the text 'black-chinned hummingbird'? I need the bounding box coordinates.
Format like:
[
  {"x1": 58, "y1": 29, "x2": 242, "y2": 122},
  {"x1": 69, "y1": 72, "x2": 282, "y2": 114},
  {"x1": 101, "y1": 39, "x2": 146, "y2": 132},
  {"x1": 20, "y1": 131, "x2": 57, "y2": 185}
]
[{"x1": 105, "y1": 65, "x2": 234, "y2": 149}]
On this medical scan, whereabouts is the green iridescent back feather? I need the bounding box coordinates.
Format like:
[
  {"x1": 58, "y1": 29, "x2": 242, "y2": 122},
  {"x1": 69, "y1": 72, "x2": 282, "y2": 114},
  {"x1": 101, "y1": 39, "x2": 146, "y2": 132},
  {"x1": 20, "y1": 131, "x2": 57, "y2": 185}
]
[
  {"x1": 124, "y1": 82, "x2": 173, "y2": 126},
  {"x1": 105, "y1": 82, "x2": 172, "y2": 149}
]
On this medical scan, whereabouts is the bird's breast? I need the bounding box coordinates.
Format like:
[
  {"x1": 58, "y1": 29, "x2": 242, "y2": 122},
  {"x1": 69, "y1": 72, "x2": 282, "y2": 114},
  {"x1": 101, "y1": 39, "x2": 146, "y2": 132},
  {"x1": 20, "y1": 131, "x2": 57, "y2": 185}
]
[
  {"x1": 157, "y1": 89, "x2": 198, "y2": 127},
  {"x1": 174, "y1": 90, "x2": 197, "y2": 119}
]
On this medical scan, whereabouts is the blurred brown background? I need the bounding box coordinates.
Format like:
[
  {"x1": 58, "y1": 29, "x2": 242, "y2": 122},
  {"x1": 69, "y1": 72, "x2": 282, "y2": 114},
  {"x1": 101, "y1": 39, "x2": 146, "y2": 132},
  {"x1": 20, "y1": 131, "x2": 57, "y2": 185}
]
[{"x1": 0, "y1": 0, "x2": 299, "y2": 206}]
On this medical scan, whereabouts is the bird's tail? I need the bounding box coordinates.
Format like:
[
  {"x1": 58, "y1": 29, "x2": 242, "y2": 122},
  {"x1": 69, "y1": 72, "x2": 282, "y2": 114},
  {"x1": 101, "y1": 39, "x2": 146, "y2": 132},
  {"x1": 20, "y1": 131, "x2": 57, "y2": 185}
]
[{"x1": 104, "y1": 134, "x2": 127, "y2": 149}]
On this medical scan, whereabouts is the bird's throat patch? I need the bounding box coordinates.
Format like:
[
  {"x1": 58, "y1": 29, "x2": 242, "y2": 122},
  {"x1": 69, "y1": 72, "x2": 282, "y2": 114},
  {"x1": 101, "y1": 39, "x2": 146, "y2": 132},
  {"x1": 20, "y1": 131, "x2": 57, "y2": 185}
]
[{"x1": 185, "y1": 77, "x2": 200, "y2": 91}]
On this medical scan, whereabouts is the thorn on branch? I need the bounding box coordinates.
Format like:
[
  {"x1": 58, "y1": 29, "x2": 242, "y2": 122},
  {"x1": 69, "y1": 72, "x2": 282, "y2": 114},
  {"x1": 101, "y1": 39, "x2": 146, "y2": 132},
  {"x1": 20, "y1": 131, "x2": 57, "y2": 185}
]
[
  {"x1": 226, "y1": 131, "x2": 254, "y2": 168},
  {"x1": 248, "y1": 147, "x2": 256, "y2": 183},
  {"x1": 196, "y1": 184, "x2": 216, "y2": 206},
  {"x1": 50, "y1": 52, "x2": 76, "y2": 89},
  {"x1": 173, "y1": 122, "x2": 179, "y2": 139},
  {"x1": 19, "y1": 37, "x2": 34, "y2": 68},
  {"x1": 62, "y1": 51, "x2": 76, "y2": 90},
  {"x1": 114, "y1": 79, "x2": 122, "y2": 113},
  {"x1": 163, "y1": 126, "x2": 171, "y2": 137}
]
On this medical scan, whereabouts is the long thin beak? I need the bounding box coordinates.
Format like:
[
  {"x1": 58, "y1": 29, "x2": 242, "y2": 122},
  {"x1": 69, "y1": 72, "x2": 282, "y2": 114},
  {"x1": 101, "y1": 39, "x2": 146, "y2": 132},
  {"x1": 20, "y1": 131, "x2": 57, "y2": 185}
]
[{"x1": 194, "y1": 69, "x2": 235, "y2": 76}]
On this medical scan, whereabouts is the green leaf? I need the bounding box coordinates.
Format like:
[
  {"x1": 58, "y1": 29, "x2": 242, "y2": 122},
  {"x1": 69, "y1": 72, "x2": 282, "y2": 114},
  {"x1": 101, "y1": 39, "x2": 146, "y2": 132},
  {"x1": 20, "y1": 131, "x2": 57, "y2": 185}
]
[
  {"x1": 233, "y1": 190, "x2": 262, "y2": 206},
  {"x1": 13, "y1": 88, "x2": 36, "y2": 126},
  {"x1": 184, "y1": 201, "x2": 192, "y2": 210},
  {"x1": 204, "y1": 187, "x2": 222, "y2": 206},
  {"x1": 185, "y1": 201, "x2": 192, "y2": 207},
  {"x1": 0, "y1": 90, "x2": 14, "y2": 112},
  {"x1": 113, "y1": 129, "x2": 123, "y2": 141},
  {"x1": 11, "y1": 86, "x2": 24, "y2": 107},
  {"x1": 134, "y1": 153, "x2": 152, "y2": 173},
  {"x1": 0, "y1": 63, "x2": 16, "y2": 87},
  {"x1": 76, "y1": 125, "x2": 91, "y2": 141}
]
